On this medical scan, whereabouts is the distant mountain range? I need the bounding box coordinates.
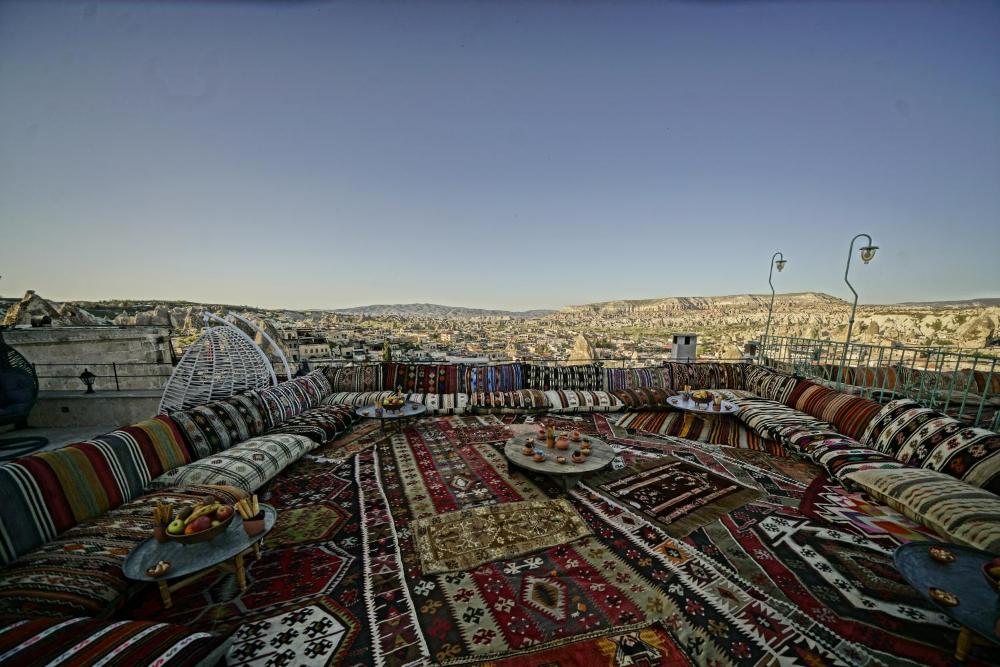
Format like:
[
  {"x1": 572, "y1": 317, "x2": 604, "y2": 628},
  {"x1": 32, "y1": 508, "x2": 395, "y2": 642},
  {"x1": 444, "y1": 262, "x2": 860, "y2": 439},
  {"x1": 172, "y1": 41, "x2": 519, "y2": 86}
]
[
  {"x1": 330, "y1": 303, "x2": 555, "y2": 319},
  {"x1": 894, "y1": 298, "x2": 1000, "y2": 308}
]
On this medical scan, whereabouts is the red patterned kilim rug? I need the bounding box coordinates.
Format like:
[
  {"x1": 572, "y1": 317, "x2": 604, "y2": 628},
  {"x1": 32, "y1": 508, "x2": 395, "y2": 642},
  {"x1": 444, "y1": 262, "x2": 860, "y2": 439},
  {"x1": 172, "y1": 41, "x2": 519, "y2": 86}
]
[{"x1": 114, "y1": 415, "x2": 1000, "y2": 666}]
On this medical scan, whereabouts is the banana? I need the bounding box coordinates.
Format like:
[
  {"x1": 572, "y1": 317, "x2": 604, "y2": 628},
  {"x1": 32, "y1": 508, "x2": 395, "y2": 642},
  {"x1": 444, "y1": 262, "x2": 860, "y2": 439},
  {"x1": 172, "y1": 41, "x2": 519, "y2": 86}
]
[{"x1": 184, "y1": 503, "x2": 220, "y2": 525}]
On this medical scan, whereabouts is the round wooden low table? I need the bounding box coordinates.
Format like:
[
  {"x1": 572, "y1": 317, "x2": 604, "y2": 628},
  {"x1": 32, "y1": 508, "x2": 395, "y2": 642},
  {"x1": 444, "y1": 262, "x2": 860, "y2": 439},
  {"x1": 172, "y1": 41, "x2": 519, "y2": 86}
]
[
  {"x1": 356, "y1": 401, "x2": 427, "y2": 432},
  {"x1": 503, "y1": 434, "x2": 616, "y2": 493},
  {"x1": 123, "y1": 505, "x2": 277, "y2": 608},
  {"x1": 666, "y1": 394, "x2": 739, "y2": 417},
  {"x1": 894, "y1": 541, "x2": 1000, "y2": 661}
]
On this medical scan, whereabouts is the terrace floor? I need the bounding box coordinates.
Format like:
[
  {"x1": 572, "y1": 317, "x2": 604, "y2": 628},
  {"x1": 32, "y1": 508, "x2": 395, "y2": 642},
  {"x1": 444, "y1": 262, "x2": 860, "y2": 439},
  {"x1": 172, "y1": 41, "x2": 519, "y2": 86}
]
[{"x1": 113, "y1": 413, "x2": 1000, "y2": 667}]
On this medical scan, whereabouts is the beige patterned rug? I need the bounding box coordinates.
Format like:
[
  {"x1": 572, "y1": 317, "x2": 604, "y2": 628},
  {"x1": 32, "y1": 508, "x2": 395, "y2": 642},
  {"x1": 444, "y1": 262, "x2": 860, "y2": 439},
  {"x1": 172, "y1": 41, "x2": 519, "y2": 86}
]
[{"x1": 411, "y1": 498, "x2": 592, "y2": 574}]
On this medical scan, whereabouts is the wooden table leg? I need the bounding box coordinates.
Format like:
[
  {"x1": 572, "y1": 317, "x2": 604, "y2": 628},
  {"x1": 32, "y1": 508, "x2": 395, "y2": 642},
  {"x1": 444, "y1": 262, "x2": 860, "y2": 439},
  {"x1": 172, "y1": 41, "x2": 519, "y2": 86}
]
[
  {"x1": 158, "y1": 580, "x2": 172, "y2": 608},
  {"x1": 253, "y1": 542, "x2": 261, "y2": 559},
  {"x1": 956, "y1": 627, "x2": 973, "y2": 661},
  {"x1": 234, "y1": 552, "x2": 247, "y2": 591}
]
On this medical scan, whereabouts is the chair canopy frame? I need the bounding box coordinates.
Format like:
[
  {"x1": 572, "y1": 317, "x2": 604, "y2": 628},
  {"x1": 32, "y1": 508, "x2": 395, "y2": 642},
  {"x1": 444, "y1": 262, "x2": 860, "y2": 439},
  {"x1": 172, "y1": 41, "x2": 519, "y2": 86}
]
[{"x1": 158, "y1": 312, "x2": 277, "y2": 414}]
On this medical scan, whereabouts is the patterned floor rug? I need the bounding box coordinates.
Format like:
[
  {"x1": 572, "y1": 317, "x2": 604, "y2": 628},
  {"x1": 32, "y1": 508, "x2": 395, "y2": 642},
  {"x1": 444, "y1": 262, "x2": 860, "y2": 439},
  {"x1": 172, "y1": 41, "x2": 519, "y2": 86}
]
[
  {"x1": 411, "y1": 498, "x2": 592, "y2": 574},
  {"x1": 586, "y1": 456, "x2": 762, "y2": 537}
]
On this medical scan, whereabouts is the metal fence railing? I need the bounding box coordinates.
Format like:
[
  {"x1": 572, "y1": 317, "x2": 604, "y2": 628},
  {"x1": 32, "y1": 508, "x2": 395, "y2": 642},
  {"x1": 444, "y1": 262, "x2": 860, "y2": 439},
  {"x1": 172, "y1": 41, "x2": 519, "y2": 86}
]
[
  {"x1": 758, "y1": 335, "x2": 999, "y2": 430},
  {"x1": 32, "y1": 362, "x2": 174, "y2": 392}
]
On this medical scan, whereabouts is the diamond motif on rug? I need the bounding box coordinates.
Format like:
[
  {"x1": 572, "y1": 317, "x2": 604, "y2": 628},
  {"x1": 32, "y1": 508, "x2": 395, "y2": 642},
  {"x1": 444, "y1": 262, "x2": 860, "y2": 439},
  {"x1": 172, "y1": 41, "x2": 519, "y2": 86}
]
[
  {"x1": 226, "y1": 600, "x2": 356, "y2": 667},
  {"x1": 411, "y1": 498, "x2": 592, "y2": 574},
  {"x1": 519, "y1": 575, "x2": 568, "y2": 622}
]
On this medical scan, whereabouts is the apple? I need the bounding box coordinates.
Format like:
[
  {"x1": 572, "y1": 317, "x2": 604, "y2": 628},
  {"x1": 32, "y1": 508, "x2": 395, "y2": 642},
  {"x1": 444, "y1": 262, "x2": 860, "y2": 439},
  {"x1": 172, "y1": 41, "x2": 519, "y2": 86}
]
[
  {"x1": 191, "y1": 516, "x2": 212, "y2": 533},
  {"x1": 167, "y1": 519, "x2": 185, "y2": 535},
  {"x1": 214, "y1": 505, "x2": 234, "y2": 521},
  {"x1": 988, "y1": 565, "x2": 1000, "y2": 579},
  {"x1": 184, "y1": 523, "x2": 198, "y2": 535},
  {"x1": 990, "y1": 556, "x2": 1000, "y2": 568}
]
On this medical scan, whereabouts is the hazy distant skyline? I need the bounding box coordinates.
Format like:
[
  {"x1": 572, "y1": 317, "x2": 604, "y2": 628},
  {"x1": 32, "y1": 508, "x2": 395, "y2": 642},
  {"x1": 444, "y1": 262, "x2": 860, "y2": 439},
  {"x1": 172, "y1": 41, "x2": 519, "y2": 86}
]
[{"x1": 2, "y1": 1, "x2": 999, "y2": 311}]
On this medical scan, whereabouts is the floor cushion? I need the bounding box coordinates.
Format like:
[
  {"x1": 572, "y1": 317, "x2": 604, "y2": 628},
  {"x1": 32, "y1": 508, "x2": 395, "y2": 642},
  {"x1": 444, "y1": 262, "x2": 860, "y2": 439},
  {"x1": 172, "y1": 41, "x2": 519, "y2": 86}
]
[
  {"x1": 0, "y1": 416, "x2": 195, "y2": 568},
  {"x1": 170, "y1": 393, "x2": 268, "y2": 458},
  {"x1": 843, "y1": 466, "x2": 1000, "y2": 553},
  {"x1": 610, "y1": 388, "x2": 675, "y2": 409},
  {"x1": 0, "y1": 486, "x2": 245, "y2": 619},
  {"x1": 254, "y1": 376, "x2": 324, "y2": 429},
  {"x1": 785, "y1": 380, "x2": 882, "y2": 441},
  {"x1": 789, "y1": 431, "x2": 908, "y2": 482},
  {"x1": 742, "y1": 365, "x2": 800, "y2": 404},
  {"x1": 322, "y1": 391, "x2": 396, "y2": 408},
  {"x1": 384, "y1": 363, "x2": 460, "y2": 393},
  {"x1": 544, "y1": 390, "x2": 623, "y2": 413},
  {"x1": 406, "y1": 392, "x2": 470, "y2": 415},
  {"x1": 323, "y1": 364, "x2": 383, "y2": 392},
  {"x1": 469, "y1": 390, "x2": 550, "y2": 413},
  {"x1": 605, "y1": 367, "x2": 671, "y2": 391},
  {"x1": 732, "y1": 397, "x2": 831, "y2": 441},
  {"x1": 266, "y1": 404, "x2": 357, "y2": 444},
  {"x1": 0, "y1": 616, "x2": 230, "y2": 666},
  {"x1": 861, "y1": 398, "x2": 1000, "y2": 493},
  {"x1": 148, "y1": 434, "x2": 315, "y2": 494}
]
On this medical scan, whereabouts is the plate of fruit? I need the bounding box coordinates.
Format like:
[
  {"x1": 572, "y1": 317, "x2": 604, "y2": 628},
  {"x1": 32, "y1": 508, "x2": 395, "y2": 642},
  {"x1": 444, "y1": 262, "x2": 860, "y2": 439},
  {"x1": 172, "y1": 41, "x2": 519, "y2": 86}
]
[
  {"x1": 691, "y1": 390, "x2": 713, "y2": 404},
  {"x1": 983, "y1": 556, "x2": 1000, "y2": 594},
  {"x1": 167, "y1": 501, "x2": 235, "y2": 544},
  {"x1": 382, "y1": 394, "x2": 406, "y2": 411}
]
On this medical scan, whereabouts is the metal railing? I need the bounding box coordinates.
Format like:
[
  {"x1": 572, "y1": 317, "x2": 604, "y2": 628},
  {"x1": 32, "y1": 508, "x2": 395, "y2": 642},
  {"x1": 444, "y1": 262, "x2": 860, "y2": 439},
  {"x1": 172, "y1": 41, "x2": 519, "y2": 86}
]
[
  {"x1": 32, "y1": 361, "x2": 174, "y2": 392},
  {"x1": 758, "y1": 335, "x2": 999, "y2": 430}
]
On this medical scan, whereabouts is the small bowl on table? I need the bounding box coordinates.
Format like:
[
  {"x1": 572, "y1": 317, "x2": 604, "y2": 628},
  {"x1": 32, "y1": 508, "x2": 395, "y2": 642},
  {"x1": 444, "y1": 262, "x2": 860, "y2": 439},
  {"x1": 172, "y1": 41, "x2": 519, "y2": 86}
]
[{"x1": 167, "y1": 513, "x2": 234, "y2": 545}]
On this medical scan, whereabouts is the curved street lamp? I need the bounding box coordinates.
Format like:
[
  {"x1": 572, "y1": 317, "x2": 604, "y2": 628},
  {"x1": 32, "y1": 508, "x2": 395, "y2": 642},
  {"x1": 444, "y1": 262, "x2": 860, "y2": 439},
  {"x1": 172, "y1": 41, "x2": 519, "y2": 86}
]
[
  {"x1": 837, "y1": 234, "x2": 879, "y2": 386},
  {"x1": 761, "y1": 252, "x2": 787, "y2": 364}
]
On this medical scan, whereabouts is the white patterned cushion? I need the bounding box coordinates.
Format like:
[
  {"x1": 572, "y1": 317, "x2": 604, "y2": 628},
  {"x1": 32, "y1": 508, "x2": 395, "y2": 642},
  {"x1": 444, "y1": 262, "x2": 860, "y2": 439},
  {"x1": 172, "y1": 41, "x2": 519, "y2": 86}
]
[
  {"x1": 148, "y1": 433, "x2": 315, "y2": 493},
  {"x1": 543, "y1": 390, "x2": 623, "y2": 413},
  {"x1": 406, "y1": 393, "x2": 469, "y2": 415},
  {"x1": 843, "y1": 466, "x2": 1000, "y2": 552}
]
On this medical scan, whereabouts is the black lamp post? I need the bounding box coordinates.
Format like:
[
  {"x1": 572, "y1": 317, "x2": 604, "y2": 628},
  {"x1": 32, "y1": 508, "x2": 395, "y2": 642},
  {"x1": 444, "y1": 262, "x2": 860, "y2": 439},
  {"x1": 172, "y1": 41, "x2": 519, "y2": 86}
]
[{"x1": 79, "y1": 368, "x2": 96, "y2": 393}]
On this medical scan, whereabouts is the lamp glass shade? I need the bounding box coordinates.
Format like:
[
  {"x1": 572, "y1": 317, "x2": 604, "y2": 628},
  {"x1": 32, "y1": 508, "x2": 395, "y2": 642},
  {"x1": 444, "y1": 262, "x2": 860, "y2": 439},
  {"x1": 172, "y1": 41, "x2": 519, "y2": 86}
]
[
  {"x1": 775, "y1": 259, "x2": 787, "y2": 272},
  {"x1": 859, "y1": 245, "x2": 879, "y2": 264}
]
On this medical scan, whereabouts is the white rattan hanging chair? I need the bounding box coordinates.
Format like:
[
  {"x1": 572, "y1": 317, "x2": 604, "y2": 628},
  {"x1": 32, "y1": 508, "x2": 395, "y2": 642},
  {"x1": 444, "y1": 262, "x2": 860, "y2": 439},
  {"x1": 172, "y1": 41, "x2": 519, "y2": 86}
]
[{"x1": 158, "y1": 312, "x2": 277, "y2": 414}]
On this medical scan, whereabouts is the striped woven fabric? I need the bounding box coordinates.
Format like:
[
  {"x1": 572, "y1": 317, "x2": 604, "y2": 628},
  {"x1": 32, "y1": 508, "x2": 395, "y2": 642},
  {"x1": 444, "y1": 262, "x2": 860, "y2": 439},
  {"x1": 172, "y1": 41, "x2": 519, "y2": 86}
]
[
  {"x1": 322, "y1": 390, "x2": 396, "y2": 407},
  {"x1": 266, "y1": 404, "x2": 357, "y2": 443},
  {"x1": 604, "y1": 367, "x2": 666, "y2": 391},
  {"x1": 742, "y1": 365, "x2": 800, "y2": 404},
  {"x1": 616, "y1": 411, "x2": 782, "y2": 453},
  {"x1": 171, "y1": 393, "x2": 268, "y2": 458},
  {"x1": 0, "y1": 617, "x2": 228, "y2": 666},
  {"x1": 610, "y1": 388, "x2": 675, "y2": 409},
  {"x1": 860, "y1": 398, "x2": 1000, "y2": 492},
  {"x1": 780, "y1": 427, "x2": 907, "y2": 482},
  {"x1": 784, "y1": 381, "x2": 882, "y2": 441},
  {"x1": 469, "y1": 390, "x2": 550, "y2": 413},
  {"x1": 461, "y1": 363, "x2": 525, "y2": 393},
  {"x1": 384, "y1": 363, "x2": 460, "y2": 393},
  {"x1": 0, "y1": 415, "x2": 194, "y2": 568},
  {"x1": 522, "y1": 364, "x2": 605, "y2": 391},
  {"x1": 323, "y1": 363, "x2": 383, "y2": 392},
  {"x1": 732, "y1": 397, "x2": 831, "y2": 442},
  {"x1": 254, "y1": 381, "x2": 315, "y2": 429},
  {"x1": 543, "y1": 390, "x2": 623, "y2": 413},
  {"x1": 296, "y1": 369, "x2": 332, "y2": 403},
  {"x1": 406, "y1": 393, "x2": 470, "y2": 415},
  {"x1": 148, "y1": 433, "x2": 314, "y2": 494},
  {"x1": 843, "y1": 466, "x2": 1000, "y2": 552},
  {"x1": 0, "y1": 485, "x2": 246, "y2": 618}
]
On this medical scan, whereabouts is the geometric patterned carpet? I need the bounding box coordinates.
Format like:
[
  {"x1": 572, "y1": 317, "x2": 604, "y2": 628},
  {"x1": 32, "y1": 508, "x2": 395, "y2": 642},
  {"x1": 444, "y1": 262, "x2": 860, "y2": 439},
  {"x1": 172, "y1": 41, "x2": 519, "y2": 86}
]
[{"x1": 116, "y1": 414, "x2": 1000, "y2": 666}]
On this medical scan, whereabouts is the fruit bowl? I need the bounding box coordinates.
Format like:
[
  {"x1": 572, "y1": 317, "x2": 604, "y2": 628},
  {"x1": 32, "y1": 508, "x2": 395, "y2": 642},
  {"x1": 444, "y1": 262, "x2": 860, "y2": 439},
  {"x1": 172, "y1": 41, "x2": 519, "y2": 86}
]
[
  {"x1": 691, "y1": 390, "x2": 713, "y2": 404},
  {"x1": 167, "y1": 504, "x2": 235, "y2": 545},
  {"x1": 382, "y1": 395, "x2": 406, "y2": 411}
]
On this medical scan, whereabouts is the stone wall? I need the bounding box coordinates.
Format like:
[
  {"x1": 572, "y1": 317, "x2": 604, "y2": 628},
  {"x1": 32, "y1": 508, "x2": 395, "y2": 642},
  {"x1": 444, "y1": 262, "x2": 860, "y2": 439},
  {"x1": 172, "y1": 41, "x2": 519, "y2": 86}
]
[{"x1": 4, "y1": 326, "x2": 174, "y2": 391}]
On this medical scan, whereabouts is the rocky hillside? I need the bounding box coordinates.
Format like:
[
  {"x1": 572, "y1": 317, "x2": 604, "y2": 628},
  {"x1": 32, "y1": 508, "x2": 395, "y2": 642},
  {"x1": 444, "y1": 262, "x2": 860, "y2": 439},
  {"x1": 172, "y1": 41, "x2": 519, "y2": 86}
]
[{"x1": 331, "y1": 303, "x2": 553, "y2": 319}]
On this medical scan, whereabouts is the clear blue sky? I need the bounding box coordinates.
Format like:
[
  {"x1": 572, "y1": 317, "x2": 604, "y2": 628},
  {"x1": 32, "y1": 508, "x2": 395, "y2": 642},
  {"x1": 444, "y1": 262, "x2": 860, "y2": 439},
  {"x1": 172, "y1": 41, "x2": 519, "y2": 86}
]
[{"x1": 1, "y1": 0, "x2": 998, "y2": 311}]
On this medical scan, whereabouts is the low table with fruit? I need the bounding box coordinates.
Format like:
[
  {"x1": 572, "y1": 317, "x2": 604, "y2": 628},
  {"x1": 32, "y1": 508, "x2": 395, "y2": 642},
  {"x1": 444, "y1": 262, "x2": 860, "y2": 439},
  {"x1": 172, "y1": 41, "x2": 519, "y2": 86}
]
[
  {"x1": 894, "y1": 541, "x2": 1000, "y2": 661},
  {"x1": 123, "y1": 497, "x2": 277, "y2": 608},
  {"x1": 666, "y1": 390, "x2": 738, "y2": 416}
]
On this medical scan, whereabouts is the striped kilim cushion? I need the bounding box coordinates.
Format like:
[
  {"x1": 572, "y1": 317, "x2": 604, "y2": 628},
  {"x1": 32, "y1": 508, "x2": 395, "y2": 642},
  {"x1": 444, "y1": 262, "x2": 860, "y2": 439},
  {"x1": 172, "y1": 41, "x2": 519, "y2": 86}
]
[
  {"x1": 171, "y1": 393, "x2": 268, "y2": 458},
  {"x1": 469, "y1": 390, "x2": 550, "y2": 413},
  {"x1": 0, "y1": 617, "x2": 229, "y2": 666},
  {"x1": 266, "y1": 404, "x2": 357, "y2": 444},
  {"x1": 384, "y1": 363, "x2": 460, "y2": 394},
  {"x1": 783, "y1": 428, "x2": 907, "y2": 482},
  {"x1": 0, "y1": 485, "x2": 246, "y2": 618},
  {"x1": 522, "y1": 364, "x2": 605, "y2": 391},
  {"x1": 785, "y1": 381, "x2": 882, "y2": 441},
  {"x1": 148, "y1": 434, "x2": 314, "y2": 494},
  {"x1": 323, "y1": 364, "x2": 383, "y2": 392},
  {"x1": 843, "y1": 466, "x2": 1000, "y2": 553},
  {"x1": 610, "y1": 388, "x2": 675, "y2": 409},
  {"x1": 296, "y1": 369, "x2": 332, "y2": 403},
  {"x1": 254, "y1": 380, "x2": 316, "y2": 429},
  {"x1": 406, "y1": 393, "x2": 470, "y2": 415},
  {"x1": 861, "y1": 399, "x2": 1000, "y2": 492},
  {"x1": 604, "y1": 367, "x2": 667, "y2": 391},
  {"x1": 732, "y1": 397, "x2": 831, "y2": 442},
  {"x1": 543, "y1": 390, "x2": 623, "y2": 413},
  {"x1": 322, "y1": 391, "x2": 396, "y2": 408},
  {"x1": 461, "y1": 363, "x2": 524, "y2": 393},
  {"x1": 742, "y1": 366, "x2": 800, "y2": 404},
  {"x1": 0, "y1": 415, "x2": 194, "y2": 568}
]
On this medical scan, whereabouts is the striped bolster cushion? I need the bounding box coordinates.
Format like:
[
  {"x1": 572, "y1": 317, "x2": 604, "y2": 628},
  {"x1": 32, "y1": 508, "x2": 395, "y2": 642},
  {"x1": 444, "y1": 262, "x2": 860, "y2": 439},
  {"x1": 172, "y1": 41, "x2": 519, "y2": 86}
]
[
  {"x1": 544, "y1": 390, "x2": 623, "y2": 413},
  {"x1": 785, "y1": 381, "x2": 882, "y2": 441},
  {"x1": 171, "y1": 393, "x2": 269, "y2": 458},
  {"x1": 323, "y1": 364, "x2": 384, "y2": 392},
  {"x1": 469, "y1": 390, "x2": 550, "y2": 413},
  {"x1": 322, "y1": 391, "x2": 396, "y2": 408},
  {"x1": 406, "y1": 393, "x2": 470, "y2": 415},
  {"x1": 733, "y1": 398, "x2": 831, "y2": 442},
  {"x1": 843, "y1": 466, "x2": 1000, "y2": 552},
  {"x1": 462, "y1": 364, "x2": 525, "y2": 393},
  {"x1": 0, "y1": 415, "x2": 194, "y2": 568},
  {"x1": 743, "y1": 366, "x2": 800, "y2": 404}
]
